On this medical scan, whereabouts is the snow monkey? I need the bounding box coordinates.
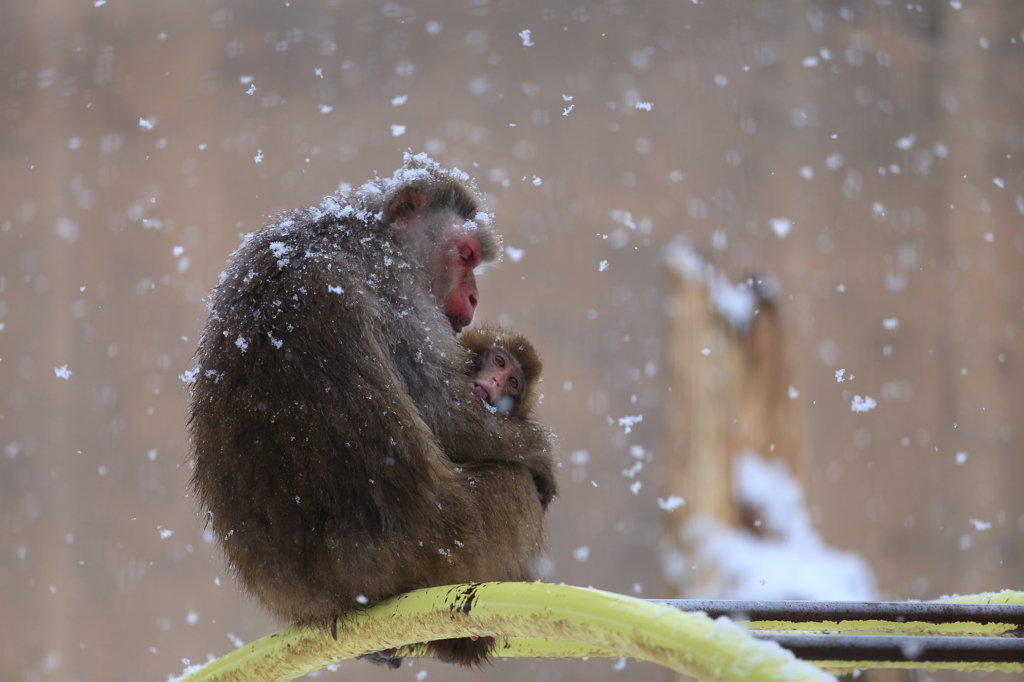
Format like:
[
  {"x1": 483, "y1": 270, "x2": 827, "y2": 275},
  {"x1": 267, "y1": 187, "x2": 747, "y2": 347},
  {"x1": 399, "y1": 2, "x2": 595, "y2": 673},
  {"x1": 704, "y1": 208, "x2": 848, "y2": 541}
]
[
  {"x1": 187, "y1": 154, "x2": 556, "y2": 667},
  {"x1": 461, "y1": 326, "x2": 543, "y2": 419}
]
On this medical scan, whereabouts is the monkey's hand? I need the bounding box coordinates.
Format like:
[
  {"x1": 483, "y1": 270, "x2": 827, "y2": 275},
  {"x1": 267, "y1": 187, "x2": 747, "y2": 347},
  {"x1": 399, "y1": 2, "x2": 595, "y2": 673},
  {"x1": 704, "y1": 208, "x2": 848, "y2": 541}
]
[
  {"x1": 527, "y1": 455, "x2": 558, "y2": 510},
  {"x1": 357, "y1": 651, "x2": 403, "y2": 669}
]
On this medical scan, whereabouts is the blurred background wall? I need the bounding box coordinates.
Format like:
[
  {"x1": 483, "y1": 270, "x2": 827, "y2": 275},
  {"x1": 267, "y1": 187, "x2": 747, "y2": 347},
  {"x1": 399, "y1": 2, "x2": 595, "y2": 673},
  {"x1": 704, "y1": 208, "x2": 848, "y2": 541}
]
[{"x1": 1, "y1": 1, "x2": 1023, "y2": 680}]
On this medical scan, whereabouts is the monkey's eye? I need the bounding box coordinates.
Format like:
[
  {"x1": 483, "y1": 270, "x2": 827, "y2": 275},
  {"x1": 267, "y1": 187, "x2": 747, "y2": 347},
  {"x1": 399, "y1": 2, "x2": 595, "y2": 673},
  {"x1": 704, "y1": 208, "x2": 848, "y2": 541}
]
[
  {"x1": 509, "y1": 376, "x2": 520, "y2": 390},
  {"x1": 494, "y1": 353, "x2": 506, "y2": 368}
]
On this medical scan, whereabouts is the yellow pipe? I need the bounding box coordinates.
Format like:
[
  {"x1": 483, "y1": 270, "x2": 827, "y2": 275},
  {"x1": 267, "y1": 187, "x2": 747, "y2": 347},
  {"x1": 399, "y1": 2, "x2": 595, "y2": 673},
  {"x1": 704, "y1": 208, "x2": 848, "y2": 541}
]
[{"x1": 173, "y1": 582, "x2": 833, "y2": 682}]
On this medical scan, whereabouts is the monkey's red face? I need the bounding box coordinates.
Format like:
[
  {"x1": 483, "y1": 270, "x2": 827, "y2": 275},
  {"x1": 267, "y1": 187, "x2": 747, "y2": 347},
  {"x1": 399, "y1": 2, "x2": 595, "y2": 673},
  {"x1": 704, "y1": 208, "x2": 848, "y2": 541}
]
[
  {"x1": 435, "y1": 234, "x2": 482, "y2": 333},
  {"x1": 388, "y1": 187, "x2": 488, "y2": 334},
  {"x1": 470, "y1": 347, "x2": 525, "y2": 412}
]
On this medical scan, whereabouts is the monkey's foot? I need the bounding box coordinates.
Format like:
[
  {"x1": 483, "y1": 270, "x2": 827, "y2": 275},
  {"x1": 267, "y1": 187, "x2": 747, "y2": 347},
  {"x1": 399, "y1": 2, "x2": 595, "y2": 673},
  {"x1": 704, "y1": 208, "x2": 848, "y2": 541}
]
[{"x1": 426, "y1": 635, "x2": 495, "y2": 667}]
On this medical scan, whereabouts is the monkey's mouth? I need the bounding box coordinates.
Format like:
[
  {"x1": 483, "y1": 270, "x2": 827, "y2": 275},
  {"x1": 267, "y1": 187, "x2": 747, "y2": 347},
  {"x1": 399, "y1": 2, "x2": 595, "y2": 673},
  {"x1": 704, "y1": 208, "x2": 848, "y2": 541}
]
[
  {"x1": 469, "y1": 382, "x2": 490, "y2": 403},
  {"x1": 447, "y1": 314, "x2": 471, "y2": 334}
]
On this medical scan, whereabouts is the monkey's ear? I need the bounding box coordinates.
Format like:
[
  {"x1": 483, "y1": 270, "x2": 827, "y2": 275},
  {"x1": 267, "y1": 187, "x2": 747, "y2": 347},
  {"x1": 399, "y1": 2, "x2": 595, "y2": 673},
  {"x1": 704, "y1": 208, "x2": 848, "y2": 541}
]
[{"x1": 384, "y1": 186, "x2": 428, "y2": 225}]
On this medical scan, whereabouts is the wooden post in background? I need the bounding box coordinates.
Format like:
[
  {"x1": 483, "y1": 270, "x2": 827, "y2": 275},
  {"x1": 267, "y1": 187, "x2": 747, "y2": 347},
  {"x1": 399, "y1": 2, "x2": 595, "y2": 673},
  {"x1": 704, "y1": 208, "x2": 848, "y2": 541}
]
[
  {"x1": 662, "y1": 242, "x2": 809, "y2": 597},
  {"x1": 662, "y1": 243, "x2": 905, "y2": 682}
]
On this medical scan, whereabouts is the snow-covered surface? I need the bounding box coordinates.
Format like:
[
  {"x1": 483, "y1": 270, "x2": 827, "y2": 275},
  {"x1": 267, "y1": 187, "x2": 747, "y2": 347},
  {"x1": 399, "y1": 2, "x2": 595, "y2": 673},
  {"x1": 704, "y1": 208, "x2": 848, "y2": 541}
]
[{"x1": 667, "y1": 451, "x2": 878, "y2": 601}]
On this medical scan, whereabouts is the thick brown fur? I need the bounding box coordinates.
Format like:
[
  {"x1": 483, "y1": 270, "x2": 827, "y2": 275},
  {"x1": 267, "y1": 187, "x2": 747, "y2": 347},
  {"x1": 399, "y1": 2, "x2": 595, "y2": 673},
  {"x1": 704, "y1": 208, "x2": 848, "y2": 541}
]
[
  {"x1": 461, "y1": 326, "x2": 544, "y2": 418},
  {"x1": 187, "y1": 154, "x2": 556, "y2": 667}
]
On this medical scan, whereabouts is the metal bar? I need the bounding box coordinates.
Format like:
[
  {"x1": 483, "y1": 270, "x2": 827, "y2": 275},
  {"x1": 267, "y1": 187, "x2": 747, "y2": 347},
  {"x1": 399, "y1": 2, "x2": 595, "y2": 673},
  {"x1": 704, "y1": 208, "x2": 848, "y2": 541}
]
[
  {"x1": 754, "y1": 634, "x2": 1024, "y2": 663},
  {"x1": 652, "y1": 599, "x2": 1024, "y2": 626}
]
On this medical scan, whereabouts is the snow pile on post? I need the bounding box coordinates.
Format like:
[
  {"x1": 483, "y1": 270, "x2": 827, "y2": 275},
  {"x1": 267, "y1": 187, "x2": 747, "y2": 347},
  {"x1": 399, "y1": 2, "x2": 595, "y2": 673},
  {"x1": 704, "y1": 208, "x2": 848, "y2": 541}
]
[
  {"x1": 663, "y1": 237, "x2": 761, "y2": 335},
  {"x1": 680, "y1": 452, "x2": 878, "y2": 602}
]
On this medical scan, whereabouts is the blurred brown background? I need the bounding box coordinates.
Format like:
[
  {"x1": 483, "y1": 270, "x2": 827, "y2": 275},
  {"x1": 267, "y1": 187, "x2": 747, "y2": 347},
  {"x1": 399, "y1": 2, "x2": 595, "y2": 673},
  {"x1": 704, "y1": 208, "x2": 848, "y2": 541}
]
[{"x1": 2, "y1": 1, "x2": 1023, "y2": 680}]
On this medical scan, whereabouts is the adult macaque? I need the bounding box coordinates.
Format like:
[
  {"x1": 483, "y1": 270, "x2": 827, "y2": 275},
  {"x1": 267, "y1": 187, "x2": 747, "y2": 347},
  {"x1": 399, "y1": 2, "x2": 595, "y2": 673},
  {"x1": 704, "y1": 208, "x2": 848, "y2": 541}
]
[
  {"x1": 187, "y1": 154, "x2": 556, "y2": 666},
  {"x1": 461, "y1": 327, "x2": 543, "y2": 419}
]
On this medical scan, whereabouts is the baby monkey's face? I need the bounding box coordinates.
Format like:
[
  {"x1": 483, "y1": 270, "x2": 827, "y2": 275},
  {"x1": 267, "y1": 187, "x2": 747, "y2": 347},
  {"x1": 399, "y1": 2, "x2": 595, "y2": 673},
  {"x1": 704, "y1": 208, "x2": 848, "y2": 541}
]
[{"x1": 470, "y1": 346, "x2": 525, "y2": 414}]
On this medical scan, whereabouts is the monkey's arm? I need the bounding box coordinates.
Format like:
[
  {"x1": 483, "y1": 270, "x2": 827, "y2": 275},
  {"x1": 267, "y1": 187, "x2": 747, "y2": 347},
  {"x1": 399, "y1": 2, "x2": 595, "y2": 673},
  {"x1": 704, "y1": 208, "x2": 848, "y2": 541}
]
[{"x1": 430, "y1": 401, "x2": 557, "y2": 508}]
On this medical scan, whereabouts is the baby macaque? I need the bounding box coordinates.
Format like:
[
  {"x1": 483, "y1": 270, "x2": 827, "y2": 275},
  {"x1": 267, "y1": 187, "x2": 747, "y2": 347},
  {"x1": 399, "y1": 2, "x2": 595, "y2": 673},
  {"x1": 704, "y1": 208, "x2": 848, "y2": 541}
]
[
  {"x1": 461, "y1": 326, "x2": 543, "y2": 418},
  {"x1": 462, "y1": 327, "x2": 544, "y2": 417}
]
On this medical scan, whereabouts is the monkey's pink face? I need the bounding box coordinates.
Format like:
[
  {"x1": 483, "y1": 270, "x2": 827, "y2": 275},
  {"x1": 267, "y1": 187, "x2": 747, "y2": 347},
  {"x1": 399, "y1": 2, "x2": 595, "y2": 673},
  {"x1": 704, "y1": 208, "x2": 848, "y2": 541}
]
[
  {"x1": 436, "y1": 234, "x2": 482, "y2": 333},
  {"x1": 470, "y1": 347, "x2": 524, "y2": 411}
]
